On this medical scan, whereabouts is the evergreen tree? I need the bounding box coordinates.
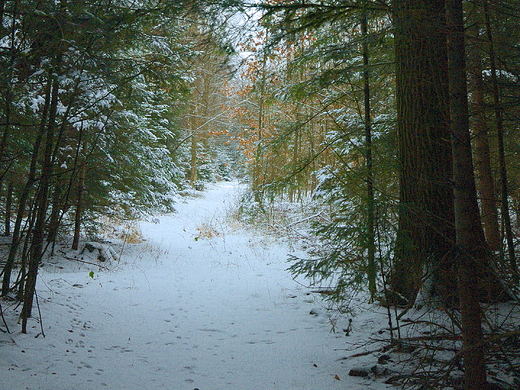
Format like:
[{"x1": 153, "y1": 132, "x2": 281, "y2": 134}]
[{"x1": 0, "y1": 0, "x2": 200, "y2": 331}]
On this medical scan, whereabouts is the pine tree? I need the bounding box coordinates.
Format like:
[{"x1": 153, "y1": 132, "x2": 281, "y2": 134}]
[{"x1": 0, "y1": 0, "x2": 199, "y2": 330}]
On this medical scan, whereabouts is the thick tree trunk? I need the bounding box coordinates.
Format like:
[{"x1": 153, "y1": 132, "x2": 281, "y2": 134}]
[
  {"x1": 445, "y1": 0, "x2": 488, "y2": 387},
  {"x1": 392, "y1": 0, "x2": 456, "y2": 305}
]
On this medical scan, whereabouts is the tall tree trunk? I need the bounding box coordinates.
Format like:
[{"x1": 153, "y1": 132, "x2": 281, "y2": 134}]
[
  {"x1": 361, "y1": 11, "x2": 376, "y2": 299},
  {"x1": 21, "y1": 71, "x2": 60, "y2": 333},
  {"x1": 252, "y1": 51, "x2": 268, "y2": 203},
  {"x1": 392, "y1": 0, "x2": 456, "y2": 305},
  {"x1": 72, "y1": 159, "x2": 86, "y2": 251},
  {"x1": 484, "y1": 0, "x2": 517, "y2": 280},
  {"x1": 47, "y1": 182, "x2": 62, "y2": 247},
  {"x1": 467, "y1": 23, "x2": 501, "y2": 253},
  {"x1": 15, "y1": 199, "x2": 37, "y2": 301},
  {"x1": 2, "y1": 181, "x2": 35, "y2": 296},
  {"x1": 0, "y1": 0, "x2": 18, "y2": 185},
  {"x1": 445, "y1": 0, "x2": 487, "y2": 387},
  {"x1": 46, "y1": 123, "x2": 73, "y2": 249},
  {"x1": 189, "y1": 130, "x2": 198, "y2": 187},
  {"x1": 1, "y1": 77, "x2": 52, "y2": 296}
]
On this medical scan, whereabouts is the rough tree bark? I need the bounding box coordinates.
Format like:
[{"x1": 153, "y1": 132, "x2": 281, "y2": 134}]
[
  {"x1": 392, "y1": 0, "x2": 456, "y2": 305},
  {"x1": 445, "y1": 0, "x2": 487, "y2": 387}
]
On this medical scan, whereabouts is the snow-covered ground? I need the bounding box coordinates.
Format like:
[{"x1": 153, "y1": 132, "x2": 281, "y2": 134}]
[{"x1": 0, "y1": 181, "x2": 393, "y2": 390}]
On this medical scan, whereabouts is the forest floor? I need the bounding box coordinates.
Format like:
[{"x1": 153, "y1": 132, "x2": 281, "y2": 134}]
[{"x1": 0, "y1": 181, "x2": 518, "y2": 389}]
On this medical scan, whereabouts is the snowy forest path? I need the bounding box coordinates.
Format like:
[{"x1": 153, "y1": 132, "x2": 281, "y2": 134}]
[{"x1": 0, "y1": 182, "x2": 388, "y2": 390}]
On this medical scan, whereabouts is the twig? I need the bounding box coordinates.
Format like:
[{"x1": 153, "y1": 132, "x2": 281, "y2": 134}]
[
  {"x1": 286, "y1": 212, "x2": 326, "y2": 227},
  {"x1": 61, "y1": 255, "x2": 109, "y2": 270},
  {"x1": 274, "y1": 223, "x2": 309, "y2": 239},
  {"x1": 337, "y1": 347, "x2": 383, "y2": 358}
]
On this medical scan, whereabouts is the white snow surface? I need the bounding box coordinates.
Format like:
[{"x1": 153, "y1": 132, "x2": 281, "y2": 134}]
[{"x1": 0, "y1": 182, "x2": 392, "y2": 390}]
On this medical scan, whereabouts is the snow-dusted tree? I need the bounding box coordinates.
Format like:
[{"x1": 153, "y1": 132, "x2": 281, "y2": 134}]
[
  {"x1": 178, "y1": 24, "x2": 237, "y2": 189},
  {"x1": 0, "y1": 0, "x2": 199, "y2": 332},
  {"x1": 243, "y1": 1, "x2": 396, "y2": 303},
  {"x1": 228, "y1": 23, "x2": 341, "y2": 203}
]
